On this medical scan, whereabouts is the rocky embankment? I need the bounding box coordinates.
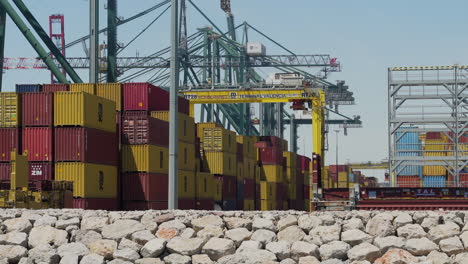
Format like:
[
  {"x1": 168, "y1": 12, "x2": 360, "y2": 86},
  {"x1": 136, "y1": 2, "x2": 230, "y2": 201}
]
[{"x1": 0, "y1": 209, "x2": 466, "y2": 263}]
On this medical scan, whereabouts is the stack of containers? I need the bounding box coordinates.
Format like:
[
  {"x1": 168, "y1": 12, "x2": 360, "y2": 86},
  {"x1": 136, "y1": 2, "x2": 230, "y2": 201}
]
[
  {"x1": 396, "y1": 129, "x2": 422, "y2": 187},
  {"x1": 328, "y1": 165, "x2": 349, "y2": 188},
  {"x1": 236, "y1": 142, "x2": 244, "y2": 210},
  {"x1": 200, "y1": 125, "x2": 237, "y2": 210},
  {"x1": 256, "y1": 136, "x2": 285, "y2": 211},
  {"x1": 53, "y1": 91, "x2": 119, "y2": 210},
  {"x1": 423, "y1": 132, "x2": 447, "y2": 187},
  {"x1": 0, "y1": 92, "x2": 21, "y2": 181},
  {"x1": 237, "y1": 135, "x2": 256, "y2": 210},
  {"x1": 294, "y1": 155, "x2": 305, "y2": 211},
  {"x1": 322, "y1": 166, "x2": 330, "y2": 188},
  {"x1": 283, "y1": 151, "x2": 297, "y2": 209}
]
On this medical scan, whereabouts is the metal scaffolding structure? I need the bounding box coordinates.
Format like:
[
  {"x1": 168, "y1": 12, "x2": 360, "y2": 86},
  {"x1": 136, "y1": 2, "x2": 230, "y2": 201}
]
[{"x1": 388, "y1": 66, "x2": 468, "y2": 187}]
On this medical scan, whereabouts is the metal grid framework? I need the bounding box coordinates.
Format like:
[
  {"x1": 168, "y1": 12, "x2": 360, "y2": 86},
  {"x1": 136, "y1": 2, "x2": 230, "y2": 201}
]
[{"x1": 388, "y1": 66, "x2": 468, "y2": 187}]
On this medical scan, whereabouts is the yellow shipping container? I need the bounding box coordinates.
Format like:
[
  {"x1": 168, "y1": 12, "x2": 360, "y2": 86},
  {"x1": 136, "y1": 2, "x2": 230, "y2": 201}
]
[
  {"x1": 283, "y1": 201, "x2": 288, "y2": 211},
  {"x1": 151, "y1": 111, "x2": 195, "y2": 143},
  {"x1": 349, "y1": 182, "x2": 356, "y2": 188},
  {"x1": 202, "y1": 127, "x2": 237, "y2": 153},
  {"x1": 70, "y1": 83, "x2": 96, "y2": 94},
  {"x1": 255, "y1": 165, "x2": 261, "y2": 183},
  {"x1": 55, "y1": 162, "x2": 117, "y2": 198},
  {"x1": 244, "y1": 158, "x2": 256, "y2": 179},
  {"x1": 195, "y1": 172, "x2": 214, "y2": 199},
  {"x1": 285, "y1": 167, "x2": 296, "y2": 183},
  {"x1": 338, "y1": 172, "x2": 348, "y2": 182},
  {"x1": 237, "y1": 162, "x2": 244, "y2": 180},
  {"x1": 303, "y1": 172, "x2": 311, "y2": 186},
  {"x1": 337, "y1": 181, "x2": 349, "y2": 188},
  {"x1": 179, "y1": 142, "x2": 196, "y2": 171},
  {"x1": 121, "y1": 145, "x2": 168, "y2": 174},
  {"x1": 288, "y1": 183, "x2": 297, "y2": 200},
  {"x1": 243, "y1": 200, "x2": 255, "y2": 211},
  {"x1": 236, "y1": 135, "x2": 256, "y2": 159},
  {"x1": 260, "y1": 181, "x2": 280, "y2": 200},
  {"x1": 195, "y1": 158, "x2": 201, "y2": 173},
  {"x1": 0, "y1": 92, "x2": 20, "y2": 127},
  {"x1": 54, "y1": 92, "x2": 116, "y2": 133},
  {"x1": 304, "y1": 199, "x2": 310, "y2": 211},
  {"x1": 178, "y1": 170, "x2": 196, "y2": 199},
  {"x1": 283, "y1": 151, "x2": 297, "y2": 168},
  {"x1": 260, "y1": 165, "x2": 283, "y2": 183},
  {"x1": 196, "y1": 122, "x2": 222, "y2": 139},
  {"x1": 213, "y1": 176, "x2": 222, "y2": 201},
  {"x1": 203, "y1": 151, "x2": 237, "y2": 177},
  {"x1": 423, "y1": 151, "x2": 447, "y2": 176},
  {"x1": 260, "y1": 199, "x2": 277, "y2": 211},
  {"x1": 96, "y1": 83, "x2": 122, "y2": 111}
]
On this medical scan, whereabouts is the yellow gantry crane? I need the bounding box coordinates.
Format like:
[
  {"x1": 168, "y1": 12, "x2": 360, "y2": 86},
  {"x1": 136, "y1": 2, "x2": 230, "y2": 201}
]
[{"x1": 181, "y1": 87, "x2": 326, "y2": 204}]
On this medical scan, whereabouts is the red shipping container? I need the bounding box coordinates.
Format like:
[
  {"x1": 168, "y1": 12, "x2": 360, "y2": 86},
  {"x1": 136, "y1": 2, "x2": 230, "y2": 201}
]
[
  {"x1": 0, "y1": 163, "x2": 10, "y2": 180},
  {"x1": 29, "y1": 180, "x2": 53, "y2": 191},
  {"x1": 259, "y1": 136, "x2": 283, "y2": 148},
  {"x1": 254, "y1": 141, "x2": 270, "y2": 149},
  {"x1": 123, "y1": 83, "x2": 169, "y2": 111},
  {"x1": 22, "y1": 127, "x2": 53, "y2": 161},
  {"x1": 460, "y1": 173, "x2": 468, "y2": 187},
  {"x1": 122, "y1": 173, "x2": 168, "y2": 201},
  {"x1": 42, "y1": 84, "x2": 69, "y2": 92},
  {"x1": 237, "y1": 143, "x2": 243, "y2": 162},
  {"x1": 122, "y1": 199, "x2": 195, "y2": 210},
  {"x1": 22, "y1": 92, "x2": 53, "y2": 127},
  {"x1": 55, "y1": 127, "x2": 117, "y2": 165},
  {"x1": 73, "y1": 198, "x2": 119, "y2": 211},
  {"x1": 396, "y1": 175, "x2": 420, "y2": 187},
  {"x1": 258, "y1": 147, "x2": 283, "y2": 165},
  {"x1": 244, "y1": 179, "x2": 255, "y2": 199},
  {"x1": 0, "y1": 128, "x2": 20, "y2": 162},
  {"x1": 29, "y1": 162, "x2": 53, "y2": 181},
  {"x1": 304, "y1": 185, "x2": 310, "y2": 199},
  {"x1": 122, "y1": 112, "x2": 169, "y2": 146},
  {"x1": 329, "y1": 165, "x2": 347, "y2": 174},
  {"x1": 299, "y1": 156, "x2": 311, "y2": 171},
  {"x1": 179, "y1": 199, "x2": 196, "y2": 210},
  {"x1": 426, "y1": 132, "x2": 444, "y2": 140},
  {"x1": 178, "y1": 96, "x2": 190, "y2": 115},
  {"x1": 214, "y1": 175, "x2": 236, "y2": 200},
  {"x1": 116, "y1": 112, "x2": 122, "y2": 147},
  {"x1": 196, "y1": 199, "x2": 214, "y2": 210}
]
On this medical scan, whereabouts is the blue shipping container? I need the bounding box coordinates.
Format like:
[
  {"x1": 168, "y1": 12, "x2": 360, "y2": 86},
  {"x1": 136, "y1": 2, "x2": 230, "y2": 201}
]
[
  {"x1": 396, "y1": 129, "x2": 421, "y2": 151},
  {"x1": 423, "y1": 176, "x2": 446, "y2": 187},
  {"x1": 15, "y1": 84, "x2": 42, "y2": 93},
  {"x1": 397, "y1": 151, "x2": 422, "y2": 176}
]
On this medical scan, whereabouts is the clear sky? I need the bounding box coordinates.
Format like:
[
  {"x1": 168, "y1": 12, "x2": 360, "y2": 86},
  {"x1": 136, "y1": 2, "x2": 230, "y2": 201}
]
[{"x1": 2, "y1": 0, "x2": 468, "y2": 179}]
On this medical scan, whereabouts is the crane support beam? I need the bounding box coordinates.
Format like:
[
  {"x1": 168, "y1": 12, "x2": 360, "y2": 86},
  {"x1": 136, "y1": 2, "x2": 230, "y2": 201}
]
[
  {"x1": 107, "y1": 0, "x2": 117, "y2": 82},
  {"x1": 0, "y1": 0, "x2": 68, "y2": 83},
  {"x1": 0, "y1": 6, "x2": 5, "y2": 91},
  {"x1": 89, "y1": 0, "x2": 99, "y2": 83},
  {"x1": 12, "y1": 0, "x2": 82, "y2": 83}
]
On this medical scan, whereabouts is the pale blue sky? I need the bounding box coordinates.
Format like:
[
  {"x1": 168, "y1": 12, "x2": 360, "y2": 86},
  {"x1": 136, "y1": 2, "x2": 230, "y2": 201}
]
[{"x1": 2, "y1": 0, "x2": 467, "y2": 179}]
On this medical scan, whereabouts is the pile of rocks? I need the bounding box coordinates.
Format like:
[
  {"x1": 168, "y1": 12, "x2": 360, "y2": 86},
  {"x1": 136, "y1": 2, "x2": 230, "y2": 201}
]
[{"x1": 0, "y1": 209, "x2": 467, "y2": 263}]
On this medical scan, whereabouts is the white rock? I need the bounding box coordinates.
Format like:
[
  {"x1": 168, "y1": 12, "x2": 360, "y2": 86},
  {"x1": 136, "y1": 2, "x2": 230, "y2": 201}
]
[
  {"x1": 251, "y1": 229, "x2": 277, "y2": 247},
  {"x1": 404, "y1": 237, "x2": 439, "y2": 256},
  {"x1": 253, "y1": 218, "x2": 277, "y2": 232},
  {"x1": 428, "y1": 222, "x2": 460, "y2": 243},
  {"x1": 135, "y1": 258, "x2": 165, "y2": 264},
  {"x1": 158, "y1": 220, "x2": 186, "y2": 232},
  {"x1": 297, "y1": 256, "x2": 320, "y2": 264},
  {"x1": 118, "y1": 238, "x2": 142, "y2": 252},
  {"x1": 290, "y1": 241, "x2": 319, "y2": 261},
  {"x1": 0, "y1": 232, "x2": 27, "y2": 247},
  {"x1": 279, "y1": 258, "x2": 297, "y2": 264},
  {"x1": 57, "y1": 242, "x2": 89, "y2": 258},
  {"x1": 140, "y1": 213, "x2": 158, "y2": 233},
  {"x1": 55, "y1": 218, "x2": 80, "y2": 230},
  {"x1": 308, "y1": 225, "x2": 341, "y2": 245},
  {"x1": 59, "y1": 254, "x2": 79, "y2": 264},
  {"x1": 374, "y1": 248, "x2": 418, "y2": 264},
  {"x1": 278, "y1": 216, "x2": 298, "y2": 231},
  {"x1": 131, "y1": 230, "x2": 156, "y2": 245},
  {"x1": 297, "y1": 215, "x2": 322, "y2": 232},
  {"x1": 319, "y1": 215, "x2": 336, "y2": 226},
  {"x1": 454, "y1": 253, "x2": 468, "y2": 264},
  {"x1": 191, "y1": 215, "x2": 224, "y2": 231},
  {"x1": 216, "y1": 254, "x2": 249, "y2": 264},
  {"x1": 266, "y1": 241, "x2": 291, "y2": 261},
  {"x1": 321, "y1": 259, "x2": 344, "y2": 264},
  {"x1": 113, "y1": 248, "x2": 140, "y2": 262},
  {"x1": 27, "y1": 244, "x2": 59, "y2": 264},
  {"x1": 107, "y1": 259, "x2": 133, "y2": 264},
  {"x1": 277, "y1": 226, "x2": 305, "y2": 243},
  {"x1": 365, "y1": 217, "x2": 395, "y2": 238},
  {"x1": 34, "y1": 215, "x2": 57, "y2": 227},
  {"x1": 191, "y1": 254, "x2": 213, "y2": 264},
  {"x1": 88, "y1": 239, "x2": 117, "y2": 260},
  {"x1": 80, "y1": 217, "x2": 108, "y2": 232},
  {"x1": 341, "y1": 229, "x2": 372, "y2": 246},
  {"x1": 102, "y1": 220, "x2": 145, "y2": 241},
  {"x1": 180, "y1": 228, "x2": 196, "y2": 239},
  {"x1": 373, "y1": 236, "x2": 405, "y2": 253},
  {"x1": 72, "y1": 230, "x2": 102, "y2": 247},
  {"x1": 80, "y1": 253, "x2": 105, "y2": 264},
  {"x1": 319, "y1": 241, "x2": 350, "y2": 260},
  {"x1": 413, "y1": 212, "x2": 429, "y2": 224},
  {"x1": 201, "y1": 237, "x2": 236, "y2": 261},
  {"x1": 239, "y1": 249, "x2": 277, "y2": 263},
  {"x1": 342, "y1": 218, "x2": 364, "y2": 232},
  {"x1": 3, "y1": 219, "x2": 32, "y2": 234},
  {"x1": 396, "y1": 224, "x2": 427, "y2": 239},
  {"x1": 164, "y1": 253, "x2": 191, "y2": 264},
  {"x1": 140, "y1": 238, "x2": 166, "y2": 258},
  {"x1": 236, "y1": 240, "x2": 262, "y2": 254},
  {"x1": 347, "y1": 242, "x2": 381, "y2": 262},
  {"x1": 224, "y1": 228, "x2": 251, "y2": 246},
  {"x1": 421, "y1": 217, "x2": 440, "y2": 232},
  {"x1": 28, "y1": 225, "x2": 68, "y2": 248},
  {"x1": 196, "y1": 225, "x2": 224, "y2": 240},
  {"x1": 426, "y1": 251, "x2": 450, "y2": 264},
  {"x1": 393, "y1": 213, "x2": 413, "y2": 229},
  {"x1": 0, "y1": 245, "x2": 27, "y2": 263},
  {"x1": 439, "y1": 236, "x2": 464, "y2": 255},
  {"x1": 224, "y1": 217, "x2": 252, "y2": 230}
]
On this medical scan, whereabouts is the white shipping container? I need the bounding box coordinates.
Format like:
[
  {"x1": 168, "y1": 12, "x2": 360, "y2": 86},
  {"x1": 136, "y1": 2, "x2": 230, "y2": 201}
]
[{"x1": 246, "y1": 42, "x2": 266, "y2": 56}]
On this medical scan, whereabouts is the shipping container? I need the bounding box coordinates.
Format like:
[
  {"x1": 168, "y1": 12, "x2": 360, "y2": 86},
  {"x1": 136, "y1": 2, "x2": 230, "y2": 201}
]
[
  {"x1": 395, "y1": 129, "x2": 421, "y2": 151},
  {"x1": 196, "y1": 172, "x2": 214, "y2": 200},
  {"x1": 396, "y1": 151, "x2": 422, "y2": 176},
  {"x1": 122, "y1": 112, "x2": 169, "y2": 146},
  {"x1": 22, "y1": 92, "x2": 53, "y2": 127},
  {"x1": 460, "y1": 173, "x2": 468, "y2": 187},
  {"x1": 121, "y1": 144, "x2": 168, "y2": 173},
  {"x1": 214, "y1": 175, "x2": 236, "y2": 200},
  {"x1": 244, "y1": 178, "x2": 255, "y2": 199},
  {"x1": 72, "y1": 198, "x2": 118, "y2": 211},
  {"x1": 236, "y1": 180, "x2": 245, "y2": 202},
  {"x1": 29, "y1": 162, "x2": 53, "y2": 181},
  {"x1": 304, "y1": 199, "x2": 310, "y2": 211},
  {"x1": 70, "y1": 83, "x2": 96, "y2": 94},
  {"x1": 288, "y1": 183, "x2": 297, "y2": 200},
  {"x1": 55, "y1": 127, "x2": 117, "y2": 165},
  {"x1": 16, "y1": 84, "x2": 42, "y2": 93},
  {"x1": 96, "y1": 83, "x2": 122, "y2": 111},
  {"x1": 122, "y1": 173, "x2": 167, "y2": 201},
  {"x1": 150, "y1": 111, "x2": 195, "y2": 143},
  {"x1": 220, "y1": 199, "x2": 237, "y2": 211},
  {"x1": 203, "y1": 151, "x2": 237, "y2": 177},
  {"x1": 260, "y1": 136, "x2": 283, "y2": 149},
  {"x1": 260, "y1": 181, "x2": 282, "y2": 200},
  {"x1": 0, "y1": 163, "x2": 10, "y2": 180},
  {"x1": 196, "y1": 199, "x2": 214, "y2": 210},
  {"x1": 55, "y1": 162, "x2": 117, "y2": 198},
  {"x1": 244, "y1": 158, "x2": 256, "y2": 179},
  {"x1": 54, "y1": 92, "x2": 116, "y2": 133},
  {"x1": 213, "y1": 176, "x2": 222, "y2": 201},
  {"x1": 202, "y1": 127, "x2": 237, "y2": 153},
  {"x1": 42, "y1": 84, "x2": 69, "y2": 92},
  {"x1": 123, "y1": 200, "x2": 194, "y2": 210},
  {"x1": 196, "y1": 122, "x2": 222, "y2": 138},
  {"x1": 285, "y1": 167, "x2": 296, "y2": 183},
  {"x1": 22, "y1": 127, "x2": 53, "y2": 161},
  {"x1": 243, "y1": 200, "x2": 255, "y2": 211},
  {"x1": 0, "y1": 128, "x2": 20, "y2": 162},
  {"x1": 423, "y1": 176, "x2": 447, "y2": 188},
  {"x1": 0, "y1": 92, "x2": 21, "y2": 127},
  {"x1": 178, "y1": 170, "x2": 196, "y2": 199},
  {"x1": 237, "y1": 143, "x2": 243, "y2": 162},
  {"x1": 260, "y1": 165, "x2": 283, "y2": 183},
  {"x1": 260, "y1": 199, "x2": 277, "y2": 211},
  {"x1": 123, "y1": 82, "x2": 168, "y2": 111},
  {"x1": 237, "y1": 162, "x2": 244, "y2": 180},
  {"x1": 178, "y1": 142, "x2": 196, "y2": 171},
  {"x1": 258, "y1": 147, "x2": 283, "y2": 165},
  {"x1": 423, "y1": 151, "x2": 447, "y2": 176},
  {"x1": 283, "y1": 151, "x2": 297, "y2": 168},
  {"x1": 236, "y1": 135, "x2": 256, "y2": 159}
]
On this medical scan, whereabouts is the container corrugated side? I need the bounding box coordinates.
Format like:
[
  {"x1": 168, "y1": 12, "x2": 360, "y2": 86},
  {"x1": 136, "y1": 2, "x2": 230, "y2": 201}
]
[
  {"x1": 203, "y1": 151, "x2": 237, "y2": 177},
  {"x1": 237, "y1": 162, "x2": 244, "y2": 180},
  {"x1": 22, "y1": 92, "x2": 54, "y2": 127},
  {"x1": 54, "y1": 92, "x2": 116, "y2": 133},
  {"x1": 42, "y1": 84, "x2": 69, "y2": 92},
  {"x1": 423, "y1": 176, "x2": 447, "y2": 187},
  {"x1": 70, "y1": 83, "x2": 96, "y2": 94},
  {"x1": 260, "y1": 165, "x2": 283, "y2": 183},
  {"x1": 285, "y1": 167, "x2": 296, "y2": 183},
  {"x1": 150, "y1": 111, "x2": 195, "y2": 143},
  {"x1": 196, "y1": 122, "x2": 222, "y2": 139},
  {"x1": 243, "y1": 200, "x2": 254, "y2": 211},
  {"x1": 122, "y1": 173, "x2": 168, "y2": 201},
  {"x1": 72, "y1": 198, "x2": 118, "y2": 210},
  {"x1": 202, "y1": 127, "x2": 237, "y2": 153},
  {"x1": 96, "y1": 83, "x2": 122, "y2": 111},
  {"x1": 395, "y1": 129, "x2": 421, "y2": 151},
  {"x1": 260, "y1": 199, "x2": 277, "y2": 210},
  {"x1": 397, "y1": 151, "x2": 422, "y2": 176},
  {"x1": 123, "y1": 82, "x2": 168, "y2": 111},
  {"x1": 15, "y1": 84, "x2": 42, "y2": 93},
  {"x1": 258, "y1": 147, "x2": 283, "y2": 165},
  {"x1": 178, "y1": 142, "x2": 196, "y2": 171},
  {"x1": 122, "y1": 112, "x2": 169, "y2": 146},
  {"x1": 243, "y1": 158, "x2": 255, "y2": 179},
  {"x1": 236, "y1": 135, "x2": 256, "y2": 159},
  {"x1": 55, "y1": 162, "x2": 117, "y2": 198},
  {"x1": 22, "y1": 127, "x2": 53, "y2": 161},
  {"x1": 0, "y1": 93, "x2": 21, "y2": 127},
  {"x1": 260, "y1": 181, "x2": 280, "y2": 200},
  {"x1": 196, "y1": 172, "x2": 214, "y2": 199},
  {"x1": 0, "y1": 128, "x2": 19, "y2": 162},
  {"x1": 178, "y1": 170, "x2": 196, "y2": 199},
  {"x1": 0, "y1": 163, "x2": 10, "y2": 180},
  {"x1": 213, "y1": 176, "x2": 222, "y2": 201},
  {"x1": 29, "y1": 162, "x2": 54, "y2": 181},
  {"x1": 121, "y1": 145, "x2": 168, "y2": 173},
  {"x1": 282, "y1": 151, "x2": 297, "y2": 168}
]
